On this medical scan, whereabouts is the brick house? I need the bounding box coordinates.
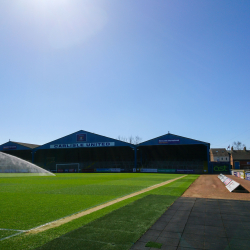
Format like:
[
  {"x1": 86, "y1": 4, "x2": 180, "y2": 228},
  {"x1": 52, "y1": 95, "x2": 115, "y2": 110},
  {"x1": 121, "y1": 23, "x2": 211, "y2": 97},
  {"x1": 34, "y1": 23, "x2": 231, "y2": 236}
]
[
  {"x1": 230, "y1": 146, "x2": 250, "y2": 169},
  {"x1": 210, "y1": 148, "x2": 230, "y2": 162}
]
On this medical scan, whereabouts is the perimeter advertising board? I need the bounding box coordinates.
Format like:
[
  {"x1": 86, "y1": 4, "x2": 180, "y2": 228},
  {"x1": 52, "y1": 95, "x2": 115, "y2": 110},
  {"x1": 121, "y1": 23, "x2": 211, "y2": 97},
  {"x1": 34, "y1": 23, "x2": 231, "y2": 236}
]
[
  {"x1": 96, "y1": 168, "x2": 111, "y2": 172},
  {"x1": 95, "y1": 168, "x2": 121, "y2": 173},
  {"x1": 140, "y1": 169, "x2": 157, "y2": 173},
  {"x1": 226, "y1": 181, "x2": 240, "y2": 192},
  {"x1": 176, "y1": 169, "x2": 194, "y2": 174},
  {"x1": 210, "y1": 162, "x2": 230, "y2": 174},
  {"x1": 157, "y1": 169, "x2": 176, "y2": 173},
  {"x1": 81, "y1": 169, "x2": 95, "y2": 173},
  {"x1": 20, "y1": 169, "x2": 28, "y2": 173},
  {"x1": 245, "y1": 172, "x2": 250, "y2": 181},
  {"x1": 3, "y1": 169, "x2": 16, "y2": 173},
  {"x1": 232, "y1": 170, "x2": 245, "y2": 179},
  {"x1": 218, "y1": 174, "x2": 240, "y2": 192},
  {"x1": 110, "y1": 168, "x2": 121, "y2": 172}
]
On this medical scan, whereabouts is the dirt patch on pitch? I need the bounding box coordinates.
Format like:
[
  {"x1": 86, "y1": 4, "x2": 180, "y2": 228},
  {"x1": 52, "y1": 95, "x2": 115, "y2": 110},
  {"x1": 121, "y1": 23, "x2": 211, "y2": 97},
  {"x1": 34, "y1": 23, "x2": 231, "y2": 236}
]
[
  {"x1": 182, "y1": 174, "x2": 250, "y2": 200},
  {"x1": 27, "y1": 175, "x2": 186, "y2": 235}
]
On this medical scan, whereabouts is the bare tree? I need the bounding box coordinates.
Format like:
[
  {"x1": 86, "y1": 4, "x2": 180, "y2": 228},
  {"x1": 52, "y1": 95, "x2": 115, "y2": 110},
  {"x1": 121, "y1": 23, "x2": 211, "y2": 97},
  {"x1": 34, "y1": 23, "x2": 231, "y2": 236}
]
[
  {"x1": 129, "y1": 136, "x2": 134, "y2": 144},
  {"x1": 117, "y1": 136, "x2": 128, "y2": 142},
  {"x1": 134, "y1": 136, "x2": 142, "y2": 145},
  {"x1": 232, "y1": 141, "x2": 246, "y2": 150},
  {"x1": 117, "y1": 135, "x2": 142, "y2": 145}
]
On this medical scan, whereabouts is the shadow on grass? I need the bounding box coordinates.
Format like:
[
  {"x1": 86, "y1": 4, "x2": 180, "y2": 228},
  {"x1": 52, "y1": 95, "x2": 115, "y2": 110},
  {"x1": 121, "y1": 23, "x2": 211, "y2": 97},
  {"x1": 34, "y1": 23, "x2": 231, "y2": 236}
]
[{"x1": 36, "y1": 194, "x2": 179, "y2": 250}]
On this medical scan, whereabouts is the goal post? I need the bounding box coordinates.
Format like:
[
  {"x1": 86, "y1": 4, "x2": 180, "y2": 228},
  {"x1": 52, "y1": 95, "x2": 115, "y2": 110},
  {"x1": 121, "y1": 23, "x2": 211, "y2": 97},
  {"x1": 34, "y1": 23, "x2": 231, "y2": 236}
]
[{"x1": 56, "y1": 163, "x2": 80, "y2": 173}]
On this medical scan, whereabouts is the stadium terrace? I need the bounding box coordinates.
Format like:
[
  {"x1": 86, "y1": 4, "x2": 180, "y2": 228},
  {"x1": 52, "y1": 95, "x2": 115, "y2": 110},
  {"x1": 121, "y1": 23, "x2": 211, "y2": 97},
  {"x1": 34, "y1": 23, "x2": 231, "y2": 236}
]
[{"x1": 0, "y1": 130, "x2": 210, "y2": 174}]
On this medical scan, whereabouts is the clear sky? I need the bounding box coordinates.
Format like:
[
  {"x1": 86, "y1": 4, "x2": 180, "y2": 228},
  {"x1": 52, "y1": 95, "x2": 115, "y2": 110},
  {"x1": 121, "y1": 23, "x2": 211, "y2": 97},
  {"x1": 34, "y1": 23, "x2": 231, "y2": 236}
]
[{"x1": 1, "y1": 0, "x2": 250, "y2": 149}]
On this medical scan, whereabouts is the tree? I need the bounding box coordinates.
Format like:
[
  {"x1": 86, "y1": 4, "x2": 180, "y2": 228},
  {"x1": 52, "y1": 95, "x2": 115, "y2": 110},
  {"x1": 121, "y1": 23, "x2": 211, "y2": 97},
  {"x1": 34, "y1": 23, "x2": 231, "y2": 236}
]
[
  {"x1": 134, "y1": 136, "x2": 142, "y2": 145},
  {"x1": 117, "y1": 135, "x2": 142, "y2": 145},
  {"x1": 232, "y1": 141, "x2": 246, "y2": 150},
  {"x1": 117, "y1": 136, "x2": 128, "y2": 142}
]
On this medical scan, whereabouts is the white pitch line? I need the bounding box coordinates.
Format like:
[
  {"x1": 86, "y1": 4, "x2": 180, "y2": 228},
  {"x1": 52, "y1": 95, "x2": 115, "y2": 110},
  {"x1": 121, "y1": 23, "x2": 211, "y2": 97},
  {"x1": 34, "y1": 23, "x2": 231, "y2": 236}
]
[
  {"x1": 0, "y1": 228, "x2": 27, "y2": 232},
  {"x1": 27, "y1": 175, "x2": 187, "y2": 234},
  {"x1": 0, "y1": 229, "x2": 28, "y2": 241},
  {"x1": 0, "y1": 232, "x2": 25, "y2": 241}
]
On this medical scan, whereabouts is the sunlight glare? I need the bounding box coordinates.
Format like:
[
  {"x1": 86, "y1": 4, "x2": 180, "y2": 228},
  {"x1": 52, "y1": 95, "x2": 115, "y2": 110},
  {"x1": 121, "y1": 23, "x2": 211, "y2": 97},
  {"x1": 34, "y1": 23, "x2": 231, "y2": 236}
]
[{"x1": 12, "y1": 0, "x2": 107, "y2": 49}]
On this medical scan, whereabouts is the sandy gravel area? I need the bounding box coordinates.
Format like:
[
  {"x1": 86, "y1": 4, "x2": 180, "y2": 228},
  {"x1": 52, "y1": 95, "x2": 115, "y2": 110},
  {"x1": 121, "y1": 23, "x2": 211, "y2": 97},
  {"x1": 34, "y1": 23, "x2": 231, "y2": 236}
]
[{"x1": 182, "y1": 174, "x2": 250, "y2": 200}]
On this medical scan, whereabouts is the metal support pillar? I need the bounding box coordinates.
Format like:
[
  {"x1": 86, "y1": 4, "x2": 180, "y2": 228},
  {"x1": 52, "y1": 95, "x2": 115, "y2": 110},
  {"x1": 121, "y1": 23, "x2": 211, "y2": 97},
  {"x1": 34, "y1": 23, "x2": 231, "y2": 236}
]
[
  {"x1": 134, "y1": 146, "x2": 137, "y2": 170},
  {"x1": 207, "y1": 145, "x2": 210, "y2": 174},
  {"x1": 32, "y1": 151, "x2": 35, "y2": 163}
]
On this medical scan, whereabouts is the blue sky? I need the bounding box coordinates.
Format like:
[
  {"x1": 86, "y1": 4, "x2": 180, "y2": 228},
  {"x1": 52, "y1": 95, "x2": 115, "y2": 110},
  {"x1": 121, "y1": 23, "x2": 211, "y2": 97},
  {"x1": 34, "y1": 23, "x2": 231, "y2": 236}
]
[{"x1": 1, "y1": 0, "x2": 250, "y2": 148}]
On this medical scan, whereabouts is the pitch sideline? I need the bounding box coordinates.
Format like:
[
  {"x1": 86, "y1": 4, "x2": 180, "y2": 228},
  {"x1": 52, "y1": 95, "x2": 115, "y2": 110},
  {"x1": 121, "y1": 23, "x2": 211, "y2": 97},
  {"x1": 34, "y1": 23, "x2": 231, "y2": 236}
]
[
  {"x1": 26, "y1": 175, "x2": 187, "y2": 235},
  {"x1": 0, "y1": 228, "x2": 27, "y2": 241}
]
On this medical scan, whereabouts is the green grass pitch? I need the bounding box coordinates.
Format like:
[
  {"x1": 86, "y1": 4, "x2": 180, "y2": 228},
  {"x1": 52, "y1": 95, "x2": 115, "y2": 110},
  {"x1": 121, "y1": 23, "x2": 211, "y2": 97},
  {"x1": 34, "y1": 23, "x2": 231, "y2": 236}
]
[{"x1": 0, "y1": 173, "x2": 198, "y2": 249}]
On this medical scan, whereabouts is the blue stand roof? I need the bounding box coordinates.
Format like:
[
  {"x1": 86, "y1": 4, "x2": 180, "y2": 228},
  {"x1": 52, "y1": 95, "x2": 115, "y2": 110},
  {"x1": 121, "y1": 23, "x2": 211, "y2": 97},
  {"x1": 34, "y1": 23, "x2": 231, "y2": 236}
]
[
  {"x1": 138, "y1": 133, "x2": 209, "y2": 147},
  {"x1": 34, "y1": 130, "x2": 134, "y2": 150}
]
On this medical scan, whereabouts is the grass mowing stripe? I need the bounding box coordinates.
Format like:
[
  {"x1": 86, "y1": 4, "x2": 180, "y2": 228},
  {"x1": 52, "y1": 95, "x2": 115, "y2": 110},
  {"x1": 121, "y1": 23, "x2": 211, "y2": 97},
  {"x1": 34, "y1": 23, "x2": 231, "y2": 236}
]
[
  {"x1": 0, "y1": 173, "x2": 178, "y2": 230},
  {"x1": 0, "y1": 175, "x2": 199, "y2": 250},
  {"x1": 37, "y1": 194, "x2": 180, "y2": 250},
  {"x1": 27, "y1": 175, "x2": 186, "y2": 234}
]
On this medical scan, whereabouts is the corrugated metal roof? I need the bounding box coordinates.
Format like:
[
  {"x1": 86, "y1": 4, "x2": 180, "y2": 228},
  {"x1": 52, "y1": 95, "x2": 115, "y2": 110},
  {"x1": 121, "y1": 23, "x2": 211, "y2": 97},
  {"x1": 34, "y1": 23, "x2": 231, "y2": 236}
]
[
  {"x1": 138, "y1": 133, "x2": 209, "y2": 146},
  {"x1": 11, "y1": 141, "x2": 40, "y2": 149},
  {"x1": 34, "y1": 130, "x2": 134, "y2": 150}
]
